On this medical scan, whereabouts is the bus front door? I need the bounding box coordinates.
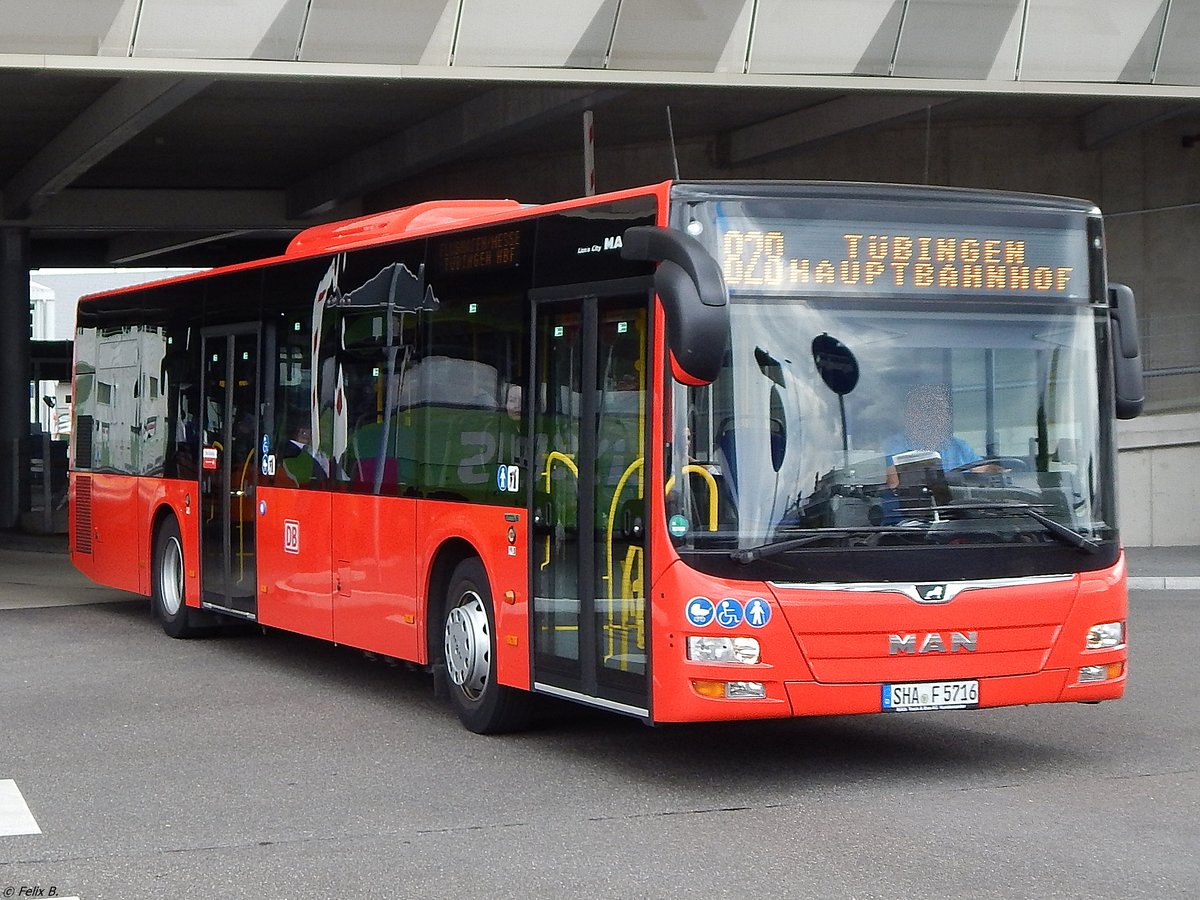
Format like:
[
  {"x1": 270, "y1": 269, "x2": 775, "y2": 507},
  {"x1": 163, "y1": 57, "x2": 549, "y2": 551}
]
[
  {"x1": 199, "y1": 326, "x2": 260, "y2": 618},
  {"x1": 532, "y1": 288, "x2": 650, "y2": 717}
]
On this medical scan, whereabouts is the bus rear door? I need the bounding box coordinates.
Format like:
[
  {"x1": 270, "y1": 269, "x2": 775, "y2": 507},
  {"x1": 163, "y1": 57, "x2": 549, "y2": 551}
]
[{"x1": 199, "y1": 325, "x2": 260, "y2": 618}]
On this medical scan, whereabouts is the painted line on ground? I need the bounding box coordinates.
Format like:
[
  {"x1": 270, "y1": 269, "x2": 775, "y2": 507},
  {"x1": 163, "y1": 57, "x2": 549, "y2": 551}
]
[
  {"x1": 1128, "y1": 576, "x2": 1200, "y2": 591},
  {"x1": 0, "y1": 779, "x2": 41, "y2": 836}
]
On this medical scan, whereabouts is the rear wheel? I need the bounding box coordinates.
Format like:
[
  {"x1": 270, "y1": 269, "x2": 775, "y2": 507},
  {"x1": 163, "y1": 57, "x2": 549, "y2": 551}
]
[
  {"x1": 153, "y1": 515, "x2": 215, "y2": 639},
  {"x1": 442, "y1": 557, "x2": 533, "y2": 734}
]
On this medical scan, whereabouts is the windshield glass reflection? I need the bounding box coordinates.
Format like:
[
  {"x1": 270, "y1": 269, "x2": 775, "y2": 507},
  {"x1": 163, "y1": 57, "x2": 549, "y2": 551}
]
[{"x1": 668, "y1": 297, "x2": 1110, "y2": 555}]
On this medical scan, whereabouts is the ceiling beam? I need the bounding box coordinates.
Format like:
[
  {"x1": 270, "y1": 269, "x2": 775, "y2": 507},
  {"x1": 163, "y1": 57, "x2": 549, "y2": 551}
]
[
  {"x1": 105, "y1": 230, "x2": 267, "y2": 265},
  {"x1": 718, "y1": 94, "x2": 954, "y2": 166},
  {"x1": 1081, "y1": 100, "x2": 1195, "y2": 150},
  {"x1": 287, "y1": 86, "x2": 621, "y2": 218},
  {"x1": 18, "y1": 188, "x2": 303, "y2": 232},
  {"x1": 2, "y1": 76, "x2": 211, "y2": 219}
]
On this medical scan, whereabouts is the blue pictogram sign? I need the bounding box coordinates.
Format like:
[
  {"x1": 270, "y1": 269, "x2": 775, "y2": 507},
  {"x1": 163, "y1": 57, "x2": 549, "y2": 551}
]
[
  {"x1": 715, "y1": 598, "x2": 744, "y2": 628},
  {"x1": 685, "y1": 597, "x2": 715, "y2": 627},
  {"x1": 744, "y1": 597, "x2": 772, "y2": 628}
]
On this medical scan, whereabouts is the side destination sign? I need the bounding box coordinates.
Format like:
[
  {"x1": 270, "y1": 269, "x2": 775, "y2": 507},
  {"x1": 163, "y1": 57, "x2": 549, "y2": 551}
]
[{"x1": 716, "y1": 217, "x2": 1090, "y2": 300}]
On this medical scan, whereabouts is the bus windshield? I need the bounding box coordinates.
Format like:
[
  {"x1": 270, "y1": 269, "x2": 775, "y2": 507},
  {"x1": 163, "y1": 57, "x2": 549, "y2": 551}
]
[
  {"x1": 666, "y1": 193, "x2": 1114, "y2": 570},
  {"x1": 669, "y1": 296, "x2": 1111, "y2": 557}
]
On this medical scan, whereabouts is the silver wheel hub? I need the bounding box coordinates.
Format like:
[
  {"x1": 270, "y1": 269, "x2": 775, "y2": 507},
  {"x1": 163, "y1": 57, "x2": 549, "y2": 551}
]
[
  {"x1": 159, "y1": 536, "x2": 184, "y2": 616},
  {"x1": 444, "y1": 590, "x2": 490, "y2": 699}
]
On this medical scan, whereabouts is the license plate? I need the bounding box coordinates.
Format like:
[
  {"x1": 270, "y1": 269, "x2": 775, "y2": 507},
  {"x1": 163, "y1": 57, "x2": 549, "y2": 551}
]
[{"x1": 882, "y1": 679, "x2": 979, "y2": 712}]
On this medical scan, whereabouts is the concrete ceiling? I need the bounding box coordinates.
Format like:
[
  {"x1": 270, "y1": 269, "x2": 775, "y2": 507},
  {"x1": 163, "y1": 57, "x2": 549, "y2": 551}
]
[{"x1": 1, "y1": 64, "x2": 1197, "y2": 270}]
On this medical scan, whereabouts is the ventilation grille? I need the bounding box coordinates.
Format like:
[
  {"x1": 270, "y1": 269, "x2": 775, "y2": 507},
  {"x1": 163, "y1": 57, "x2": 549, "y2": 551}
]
[
  {"x1": 74, "y1": 415, "x2": 93, "y2": 469},
  {"x1": 74, "y1": 475, "x2": 93, "y2": 554}
]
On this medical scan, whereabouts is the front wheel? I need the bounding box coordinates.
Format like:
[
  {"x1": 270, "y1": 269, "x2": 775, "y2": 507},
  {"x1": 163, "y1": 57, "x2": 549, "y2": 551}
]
[{"x1": 442, "y1": 558, "x2": 533, "y2": 734}]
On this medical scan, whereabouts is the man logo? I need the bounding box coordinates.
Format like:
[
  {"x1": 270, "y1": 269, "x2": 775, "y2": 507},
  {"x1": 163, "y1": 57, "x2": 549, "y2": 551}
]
[
  {"x1": 916, "y1": 584, "x2": 947, "y2": 602},
  {"x1": 889, "y1": 631, "x2": 978, "y2": 655}
]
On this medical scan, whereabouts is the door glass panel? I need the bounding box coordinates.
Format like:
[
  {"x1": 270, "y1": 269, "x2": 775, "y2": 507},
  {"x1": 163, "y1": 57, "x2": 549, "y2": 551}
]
[
  {"x1": 533, "y1": 309, "x2": 583, "y2": 675},
  {"x1": 594, "y1": 304, "x2": 647, "y2": 688},
  {"x1": 200, "y1": 338, "x2": 228, "y2": 603},
  {"x1": 228, "y1": 332, "x2": 258, "y2": 607},
  {"x1": 199, "y1": 330, "x2": 259, "y2": 615}
]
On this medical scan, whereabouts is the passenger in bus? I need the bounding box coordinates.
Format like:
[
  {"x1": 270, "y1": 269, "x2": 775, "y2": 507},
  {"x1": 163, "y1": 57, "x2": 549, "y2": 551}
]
[
  {"x1": 170, "y1": 412, "x2": 199, "y2": 478},
  {"x1": 280, "y1": 422, "x2": 328, "y2": 487}
]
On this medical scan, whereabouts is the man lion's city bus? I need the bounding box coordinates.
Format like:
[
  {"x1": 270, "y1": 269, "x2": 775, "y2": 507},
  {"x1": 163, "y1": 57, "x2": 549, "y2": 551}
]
[{"x1": 69, "y1": 181, "x2": 1144, "y2": 733}]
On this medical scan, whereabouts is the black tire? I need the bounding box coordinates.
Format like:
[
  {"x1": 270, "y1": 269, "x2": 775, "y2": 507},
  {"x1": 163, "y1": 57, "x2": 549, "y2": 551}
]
[
  {"x1": 441, "y1": 558, "x2": 533, "y2": 734},
  {"x1": 152, "y1": 516, "x2": 216, "y2": 639}
]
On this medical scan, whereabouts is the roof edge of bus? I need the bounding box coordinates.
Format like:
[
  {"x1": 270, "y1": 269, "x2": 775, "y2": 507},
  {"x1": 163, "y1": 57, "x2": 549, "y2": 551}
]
[
  {"x1": 286, "y1": 182, "x2": 679, "y2": 257},
  {"x1": 284, "y1": 199, "x2": 528, "y2": 256},
  {"x1": 78, "y1": 182, "x2": 676, "y2": 303},
  {"x1": 668, "y1": 180, "x2": 1100, "y2": 214}
]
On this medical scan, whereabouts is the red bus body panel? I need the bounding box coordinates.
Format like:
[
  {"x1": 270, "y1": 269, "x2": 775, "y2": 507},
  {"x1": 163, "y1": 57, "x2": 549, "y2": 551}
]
[
  {"x1": 70, "y1": 472, "x2": 145, "y2": 595},
  {"x1": 257, "y1": 486, "x2": 335, "y2": 641},
  {"x1": 645, "y1": 553, "x2": 1128, "y2": 723},
  {"x1": 329, "y1": 493, "x2": 420, "y2": 661},
  {"x1": 71, "y1": 473, "x2": 201, "y2": 603}
]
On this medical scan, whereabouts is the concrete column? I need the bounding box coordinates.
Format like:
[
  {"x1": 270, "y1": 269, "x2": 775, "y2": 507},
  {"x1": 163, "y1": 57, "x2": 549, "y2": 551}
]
[{"x1": 0, "y1": 228, "x2": 31, "y2": 529}]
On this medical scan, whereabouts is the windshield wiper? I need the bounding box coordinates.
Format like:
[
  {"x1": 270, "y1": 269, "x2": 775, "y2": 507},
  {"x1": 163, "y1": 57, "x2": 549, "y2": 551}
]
[
  {"x1": 730, "y1": 526, "x2": 919, "y2": 564},
  {"x1": 730, "y1": 502, "x2": 1100, "y2": 563},
  {"x1": 933, "y1": 501, "x2": 1100, "y2": 554}
]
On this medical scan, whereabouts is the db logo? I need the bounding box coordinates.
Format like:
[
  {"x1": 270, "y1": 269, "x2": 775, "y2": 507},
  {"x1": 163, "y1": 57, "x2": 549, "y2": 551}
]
[{"x1": 284, "y1": 519, "x2": 300, "y2": 554}]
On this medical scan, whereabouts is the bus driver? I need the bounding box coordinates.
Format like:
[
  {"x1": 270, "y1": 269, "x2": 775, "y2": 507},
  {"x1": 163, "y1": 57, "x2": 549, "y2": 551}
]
[{"x1": 882, "y1": 383, "x2": 981, "y2": 485}]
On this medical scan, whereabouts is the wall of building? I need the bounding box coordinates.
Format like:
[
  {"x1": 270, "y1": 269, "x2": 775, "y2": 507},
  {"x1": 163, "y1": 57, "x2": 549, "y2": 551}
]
[{"x1": 1117, "y1": 413, "x2": 1200, "y2": 546}]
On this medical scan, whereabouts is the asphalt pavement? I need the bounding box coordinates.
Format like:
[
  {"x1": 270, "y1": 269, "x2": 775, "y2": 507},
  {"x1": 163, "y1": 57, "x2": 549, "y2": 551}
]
[{"x1": 1124, "y1": 544, "x2": 1200, "y2": 590}]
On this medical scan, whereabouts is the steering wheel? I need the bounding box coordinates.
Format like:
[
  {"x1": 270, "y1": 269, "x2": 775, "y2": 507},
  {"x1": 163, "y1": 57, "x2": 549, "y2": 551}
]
[{"x1": 947, "y1": 456, "x2": 1031, "y2": 474}]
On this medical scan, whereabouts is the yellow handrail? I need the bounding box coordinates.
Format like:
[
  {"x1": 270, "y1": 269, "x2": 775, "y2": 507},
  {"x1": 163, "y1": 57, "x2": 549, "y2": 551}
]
[
  {"x1": 543, "y1": 451, "x2": 578, "y2": 489},
  {"x1": 604, "y1": 456, "x2": 645, "y2": 668},
  {"x1": 605, "y1": 457, "x2": 644, "y2": 593},
  {"x1": 664, "y1": 465, "x2": 719, "y2": 532},
  {"x1": 620, "y1": 545, "x2": 645, "y2": 653},
  {"x1": 540, "y1": 451, "x2": 579, "y2": 570},
  {"x1": 236, "y1": 449, "x2": 256, "y2": 581}
]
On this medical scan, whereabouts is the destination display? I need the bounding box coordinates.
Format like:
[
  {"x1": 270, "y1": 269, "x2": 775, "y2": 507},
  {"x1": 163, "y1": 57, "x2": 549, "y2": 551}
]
[
  {"x1": 714, "y1": 215, "x2": 1090, "y2": 300},
  {"x1": 436, "y1": 228, "x2": 521, "y2": 274}
]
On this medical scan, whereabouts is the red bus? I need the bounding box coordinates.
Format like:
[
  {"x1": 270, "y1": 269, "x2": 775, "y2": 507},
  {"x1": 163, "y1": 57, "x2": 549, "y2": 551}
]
[{"x1": 69, "y1": 181, "x2": 1144, "y2": 732}]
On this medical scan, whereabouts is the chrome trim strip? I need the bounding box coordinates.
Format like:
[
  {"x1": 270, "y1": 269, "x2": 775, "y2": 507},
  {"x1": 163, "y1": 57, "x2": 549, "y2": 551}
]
[
  {"x1": 533, "y1": 683, "x2": 649, "y2": 718},
  {"x1": 200, "y1": 601, "x2": 257, "y2": 620},
  {"x1": 769, "y1": 573, "x2": 1076, "y2": 604}
]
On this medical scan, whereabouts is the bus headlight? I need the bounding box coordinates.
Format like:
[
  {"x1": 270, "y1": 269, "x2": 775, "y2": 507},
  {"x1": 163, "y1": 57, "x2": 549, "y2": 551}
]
[
  {"x1": 687, "y1": 636, "x2": 760, "y2": 665},
  {"x1": 1085, "y1": 621, "x2": 1124, "y2": 650}
]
